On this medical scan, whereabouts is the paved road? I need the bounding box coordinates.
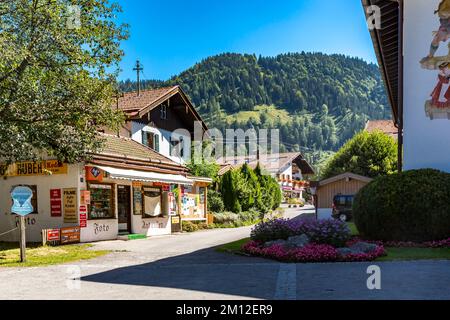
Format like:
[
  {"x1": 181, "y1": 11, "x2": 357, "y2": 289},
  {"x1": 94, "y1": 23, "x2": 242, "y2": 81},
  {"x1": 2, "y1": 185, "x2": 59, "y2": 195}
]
[{"x1": 1, "y1": 206, "x2": 450, "y2": 300}]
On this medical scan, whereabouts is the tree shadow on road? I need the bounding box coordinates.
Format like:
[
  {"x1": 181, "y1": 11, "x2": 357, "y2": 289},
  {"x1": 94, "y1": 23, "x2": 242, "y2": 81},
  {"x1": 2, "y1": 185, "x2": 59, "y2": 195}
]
[{"x1": 81, "y1": 246, "x2": 280, "y2": 299}]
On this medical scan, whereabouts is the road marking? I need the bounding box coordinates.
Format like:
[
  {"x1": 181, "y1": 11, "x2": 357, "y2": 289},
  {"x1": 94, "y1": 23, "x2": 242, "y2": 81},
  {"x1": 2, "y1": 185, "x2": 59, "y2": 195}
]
[{"x1": 274, "y1": 264, "x2": 297, "y2": 300}]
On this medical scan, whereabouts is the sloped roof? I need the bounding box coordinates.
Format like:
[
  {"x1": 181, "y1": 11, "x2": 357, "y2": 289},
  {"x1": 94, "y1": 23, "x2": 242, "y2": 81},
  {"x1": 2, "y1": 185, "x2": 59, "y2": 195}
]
[
  {"x1": 365, "y1": 120, "x2": 398, "y2": 138},
  {"x1": 318, "y1": 172, "x2": 373, "y2": 187},
  {"x1": 115, "y1": 85, "x2": 208, "y2": 131},
  {"x1": 217, "y1": 152, "x2": 315, "y2": 176},
  {"x1": 117, "y1": 86, "x2": 178, "y2": 112},
  {"x1": 88, "y1": 134, "x2": 187, "y2": 175}
]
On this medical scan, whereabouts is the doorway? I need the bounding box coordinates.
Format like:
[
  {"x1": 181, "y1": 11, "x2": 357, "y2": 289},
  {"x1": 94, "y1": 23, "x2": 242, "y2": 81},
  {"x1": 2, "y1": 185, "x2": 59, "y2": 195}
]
[{"x1": 118, "y1": 185, "x2": 131, "y2": 233}]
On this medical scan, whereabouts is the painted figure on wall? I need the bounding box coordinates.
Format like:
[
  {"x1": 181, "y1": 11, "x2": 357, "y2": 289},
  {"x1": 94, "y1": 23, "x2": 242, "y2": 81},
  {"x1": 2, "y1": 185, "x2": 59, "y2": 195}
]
[
  {"x1": 421, "y1": 1, "x2": 450, "y2": 120},
  {"x1": 422, "y1": 0, "x2": 450, "y2": 65},
  {"x1": 430, "y1": 62, "x2": 450, "y2": 107}
]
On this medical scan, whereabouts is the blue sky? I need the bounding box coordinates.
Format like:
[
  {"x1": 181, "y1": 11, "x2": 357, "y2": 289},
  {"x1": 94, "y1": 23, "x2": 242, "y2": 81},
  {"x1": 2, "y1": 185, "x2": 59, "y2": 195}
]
[{"x1": 116, "y1": 0, "x2": 376, "y2": 81}]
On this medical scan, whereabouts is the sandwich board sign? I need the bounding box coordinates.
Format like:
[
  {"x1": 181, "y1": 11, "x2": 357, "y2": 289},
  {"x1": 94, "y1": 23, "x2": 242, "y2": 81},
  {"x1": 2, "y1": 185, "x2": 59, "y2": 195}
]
[
  {"x1": 11, "y1": 186, "x2": 34, "y2": 263},
  {"x1": 11, "y1": 186, "x2": 34, "y2": 216}
]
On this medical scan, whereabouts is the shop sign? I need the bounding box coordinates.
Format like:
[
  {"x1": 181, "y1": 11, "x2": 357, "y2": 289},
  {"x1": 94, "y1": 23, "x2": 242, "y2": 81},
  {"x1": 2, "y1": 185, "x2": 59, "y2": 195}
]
[
  {"x1": 1, "y1": 160, "x2": 68, "y2": 177},
  {"x1": 85, "y1": 166, "x2": 103, "y2": 182},
  {"x1": 171, "y1": 216, "x2": 180, "y2": 224},
  {"x1": 50, "y1": 189, "x2": 62, "y2": 217},
  {"x1": 79, "y1": 205, "x2": 88, "y2": 228},
  {"x1": 47, "y1": 229, "x2": 61, "y2": 242},
  {"x1": 61, "y1": 227, "x2": 81, "y2": 245},
  {"x1": 11, "y1": 186, "x2": 34, "y2": 216},
  {"x1": 63, "y1": 188, "x2": 78, "y2": 223},
  {"x1": 133, "y1": 186, "x2": 143, "y2": 215},
  {"x1": 80, "y1": 190, "x2": 91, "y2": 205}
]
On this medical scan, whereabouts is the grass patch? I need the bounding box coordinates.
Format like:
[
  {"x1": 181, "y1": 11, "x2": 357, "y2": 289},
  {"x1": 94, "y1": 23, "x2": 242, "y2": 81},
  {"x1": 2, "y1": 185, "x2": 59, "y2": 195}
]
[
  {"x1": 377, "y1": 247, "x2": 450, "y2": 262},
  {"x1": 226, "y1": 105, "x2": 291, "y2": 125},
  {"x1": 348, "y1": 222, "x2": 360, "y2": 236},
  {"x1": 216, "y1": 238, "x2": 250, "y2": 254},
  {"x1": 0, "y1": 242, "x2": 109, "y2": 268}
]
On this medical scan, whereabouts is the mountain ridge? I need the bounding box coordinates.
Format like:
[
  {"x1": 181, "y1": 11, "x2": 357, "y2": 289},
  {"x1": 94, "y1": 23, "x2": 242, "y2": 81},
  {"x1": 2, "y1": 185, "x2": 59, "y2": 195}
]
[{"x1": 118, "y1": 52, "x2": 390, "y2": 162}]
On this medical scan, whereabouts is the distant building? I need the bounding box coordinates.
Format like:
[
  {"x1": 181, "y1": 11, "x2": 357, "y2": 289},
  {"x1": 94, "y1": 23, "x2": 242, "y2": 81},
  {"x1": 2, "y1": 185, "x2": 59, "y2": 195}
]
[
  {"x1": 218, "y1": 152, "x2": 315, "y2": 201},
  {"x1": 365, "y1": 120, "x2": 398, "y2": 140}
]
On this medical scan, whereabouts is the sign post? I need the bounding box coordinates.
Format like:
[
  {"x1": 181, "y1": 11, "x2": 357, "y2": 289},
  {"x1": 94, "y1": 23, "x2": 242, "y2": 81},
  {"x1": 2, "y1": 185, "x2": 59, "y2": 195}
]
[{"x1": 11, "y1": 186, "x2": 34, "y2": 263}]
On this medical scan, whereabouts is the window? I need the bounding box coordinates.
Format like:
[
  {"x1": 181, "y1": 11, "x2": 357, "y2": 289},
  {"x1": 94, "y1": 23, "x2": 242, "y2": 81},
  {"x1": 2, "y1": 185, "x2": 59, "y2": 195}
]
[
  {"x1": 88, "y1": 184, "x2": 115, "y2": 219},
  {"x1": 142, "y1": 187, "x2": 162, "y2": 218},
  {"x1": 142, "y1": 131, "x2": 160, "y2": 152},
  {"x1": 30, "y1": 185, "x2": 38, "y2": 214},
  {"x1": 160, "y1": 105, "x2": 168, "y2": 120},
  {"x1": 170, "y1": 137, "x2": 183, "y2": 158}
]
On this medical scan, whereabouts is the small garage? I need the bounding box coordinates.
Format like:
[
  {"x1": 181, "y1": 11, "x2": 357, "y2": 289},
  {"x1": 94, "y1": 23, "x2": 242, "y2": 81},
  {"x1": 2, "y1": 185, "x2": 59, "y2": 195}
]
[{"x1": 311, "y1": 173, "x2": 373, "y2": 220}]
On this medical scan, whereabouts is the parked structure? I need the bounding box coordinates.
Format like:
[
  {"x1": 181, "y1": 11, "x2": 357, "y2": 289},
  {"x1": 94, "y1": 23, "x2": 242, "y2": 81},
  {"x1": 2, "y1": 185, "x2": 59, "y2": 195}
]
[{"x1": 310, "y1": 172, "x2": 373, "y2": 220}]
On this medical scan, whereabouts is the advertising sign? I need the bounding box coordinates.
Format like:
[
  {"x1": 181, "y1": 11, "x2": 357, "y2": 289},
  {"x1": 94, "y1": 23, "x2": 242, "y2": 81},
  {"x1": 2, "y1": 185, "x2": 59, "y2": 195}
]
[
  {"x1": 79, "y1": 205, "x2": 88, "y2": 228},
  {"x1": 50, "y1": 189, "x2": 62, "y2": 217},
  {"x1": 47, "y1": 229, "x2": 61, "y2": 242},
  {"x1": 63, "y1": 188, "x2": 78, "y2": 223},
  {"x1": 11, "y1": 186, "x2": 34, "y2": 217},
  {"x1": 85, "y1": 166, "x2": 103, "y2": 182},
  {"x1": 0, "y1": 160, "x2": 68, "y2": 177},
  {"x1": 61, "y1": 227, "x2": 81, "y2": 245},
  {"x1": 80, "y1": 190, "x2": 91, "y2": 205}
]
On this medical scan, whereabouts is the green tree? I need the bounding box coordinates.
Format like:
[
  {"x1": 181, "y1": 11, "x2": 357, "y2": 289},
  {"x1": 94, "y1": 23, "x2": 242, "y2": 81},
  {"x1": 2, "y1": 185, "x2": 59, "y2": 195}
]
[
  {"x1": 321, "y1": 131, "x2": 398, "y2": 179},
  {"x1": 0, "y1": 0, "x2": 128, "y2": 163},
  {"x1": 220, "y1": 170, "x2": 241, "y2": 213},
  {"x1": 239, "y1": 163, "x2": 262, "y2": 211},
  {"x1": 187, "y1": 161, "x2": 220, "y2": 184}
]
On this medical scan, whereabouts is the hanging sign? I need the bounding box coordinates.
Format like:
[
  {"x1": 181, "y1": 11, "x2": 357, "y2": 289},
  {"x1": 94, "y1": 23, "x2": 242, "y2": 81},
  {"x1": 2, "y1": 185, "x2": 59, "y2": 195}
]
[{"x1": 85, "y1": 166, "x2": 103, "y2": 182}]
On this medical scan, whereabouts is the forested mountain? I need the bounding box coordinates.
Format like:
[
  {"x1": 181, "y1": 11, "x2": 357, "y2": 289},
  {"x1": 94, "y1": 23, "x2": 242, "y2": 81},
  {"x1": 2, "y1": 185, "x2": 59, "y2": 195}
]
[{"x1": 118, "y1": 52, "x2": 390, "y2": 162}]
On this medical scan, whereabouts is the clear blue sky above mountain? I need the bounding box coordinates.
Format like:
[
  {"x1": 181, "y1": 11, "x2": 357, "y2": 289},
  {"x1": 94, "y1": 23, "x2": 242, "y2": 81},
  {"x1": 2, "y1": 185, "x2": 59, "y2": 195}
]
[{"x1": 116, "y1": 0, "x2": 377, "y2": 81}]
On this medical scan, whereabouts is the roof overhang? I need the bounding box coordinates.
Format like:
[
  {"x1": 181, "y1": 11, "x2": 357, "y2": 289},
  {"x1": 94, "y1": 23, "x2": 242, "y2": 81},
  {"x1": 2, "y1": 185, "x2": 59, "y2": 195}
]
[
  {"x1": 318, "y1": 172, "x2": 374, "y2": 187},
  {"x1": 96, "y1": 165, "x2": 194, "y2": 185},
  {"x1": 362, "y1": 0, "x2": 401, "y2": 126}
]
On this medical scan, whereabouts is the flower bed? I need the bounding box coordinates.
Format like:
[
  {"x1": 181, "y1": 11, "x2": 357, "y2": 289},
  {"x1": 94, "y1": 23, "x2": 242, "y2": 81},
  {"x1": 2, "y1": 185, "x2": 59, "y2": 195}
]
[
  {"x1": 242, "y1": 240, "x2": 386, "y2": 263},
  {"x1": 244, "y1": 219, "x2": 386, "y2": 263}
]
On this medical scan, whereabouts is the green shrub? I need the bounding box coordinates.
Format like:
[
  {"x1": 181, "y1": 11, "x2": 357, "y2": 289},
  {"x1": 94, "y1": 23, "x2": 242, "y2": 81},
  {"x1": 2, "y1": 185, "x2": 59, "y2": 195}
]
[
  {"x1": 182, "y1": 221, "x2": 199, "y2": 233},
  {"x1": 213, "y1": 212, "x2": 240, "y2": 225},
  {"x1": 208, "y1": 190, "x2": 225, "y2": 213},
  {"x1": 353, "y1": 169, "x2": 450, "y2": 242},
  {"x1": 238, "y1": 209, "x2": 261, "y2": 224},
  {"x1": 322, "y1": 131, "x2": 398, "y2": 179}
]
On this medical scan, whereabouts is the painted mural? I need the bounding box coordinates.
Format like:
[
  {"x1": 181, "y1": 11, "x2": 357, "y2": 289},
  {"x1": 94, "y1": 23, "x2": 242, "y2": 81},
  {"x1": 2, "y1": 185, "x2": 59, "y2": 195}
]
[{"x1": 421, "y1": 0, "x2": 450, "y2": 120}]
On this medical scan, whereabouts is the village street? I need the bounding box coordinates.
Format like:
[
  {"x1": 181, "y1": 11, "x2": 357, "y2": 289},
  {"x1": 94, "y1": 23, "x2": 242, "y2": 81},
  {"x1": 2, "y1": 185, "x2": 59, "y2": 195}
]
[{"x1": 1, "y1": 206, "x2": 450, "y2": 300}]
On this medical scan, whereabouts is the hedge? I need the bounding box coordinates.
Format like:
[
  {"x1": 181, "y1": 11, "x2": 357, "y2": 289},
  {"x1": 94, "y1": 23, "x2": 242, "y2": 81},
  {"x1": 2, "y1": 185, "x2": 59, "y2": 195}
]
[{"x1": 353, "y1": 169, "x2": 450, "y2": 242}]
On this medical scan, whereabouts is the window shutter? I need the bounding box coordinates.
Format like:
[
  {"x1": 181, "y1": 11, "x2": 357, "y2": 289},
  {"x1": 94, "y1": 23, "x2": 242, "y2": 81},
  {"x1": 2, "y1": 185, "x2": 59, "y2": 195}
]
[
  {"x1": 142, "y1": 132, "x2": 148, "y2": 146},
  {"x1": 155, "y1": 134, "x2": 160, "y2": 153}
]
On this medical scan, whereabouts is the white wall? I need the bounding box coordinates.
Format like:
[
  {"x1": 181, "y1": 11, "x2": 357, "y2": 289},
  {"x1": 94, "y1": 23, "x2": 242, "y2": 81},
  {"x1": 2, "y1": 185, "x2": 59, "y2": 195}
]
[
  {"x1": 404, "y1": 0, "x2": 450, "y2": 171},
  {"x1": 131, "y1": 122, "x2": 190, "y2": 165}
]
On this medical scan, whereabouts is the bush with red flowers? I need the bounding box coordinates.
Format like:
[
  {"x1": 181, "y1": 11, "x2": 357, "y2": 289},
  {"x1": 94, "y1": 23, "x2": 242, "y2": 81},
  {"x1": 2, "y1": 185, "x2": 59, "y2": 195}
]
[
  {"x1": 242, "y1": 240, "x2": 386, "y2": 263},
  {"x1": 243, "y1": 219, "x2": 387, "y2": 263}
]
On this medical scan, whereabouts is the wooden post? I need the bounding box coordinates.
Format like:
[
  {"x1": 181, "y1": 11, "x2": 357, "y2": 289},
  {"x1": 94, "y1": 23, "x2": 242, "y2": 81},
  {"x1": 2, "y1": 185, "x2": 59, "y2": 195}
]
[
  {"x1": 19, "y1": 216, "x2": 26, "y2": 263},
  {"x1": 204, "y1": 186, "x2": 208, "y2": 221}
]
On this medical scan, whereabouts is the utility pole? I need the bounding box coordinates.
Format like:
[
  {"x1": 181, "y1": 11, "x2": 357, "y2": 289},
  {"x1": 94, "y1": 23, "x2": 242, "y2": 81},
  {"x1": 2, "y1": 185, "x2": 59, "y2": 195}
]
[{"x1": 133, "y1": 60, "x2": 143, "y2": 96}]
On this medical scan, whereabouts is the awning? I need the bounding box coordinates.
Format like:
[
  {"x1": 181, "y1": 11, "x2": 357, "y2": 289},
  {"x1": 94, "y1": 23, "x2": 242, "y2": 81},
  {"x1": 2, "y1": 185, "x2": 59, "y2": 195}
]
[{"x1": 96, "y1": 166, "x2": 194, "y2": 185}]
